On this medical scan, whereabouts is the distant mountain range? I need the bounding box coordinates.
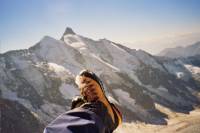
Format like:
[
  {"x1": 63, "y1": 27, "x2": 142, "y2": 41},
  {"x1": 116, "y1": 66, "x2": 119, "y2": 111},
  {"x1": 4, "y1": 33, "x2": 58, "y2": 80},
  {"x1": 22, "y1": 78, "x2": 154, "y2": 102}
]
[
  {"x1": 126, "y1": 32, "x2": 200, "y2": 54},
  {"x1": 158, "y1": 41, "x2": 200, "y2": 58},
  {"x1": 0, "y1": 27, "x2": 200, "y2": 133}
]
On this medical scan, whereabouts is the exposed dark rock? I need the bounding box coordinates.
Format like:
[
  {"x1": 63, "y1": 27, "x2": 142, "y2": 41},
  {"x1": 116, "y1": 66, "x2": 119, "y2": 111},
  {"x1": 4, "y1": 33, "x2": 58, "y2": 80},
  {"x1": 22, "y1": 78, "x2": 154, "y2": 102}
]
[{"x1": 0, "y1": 98, "x2": 44, "y2": 133}]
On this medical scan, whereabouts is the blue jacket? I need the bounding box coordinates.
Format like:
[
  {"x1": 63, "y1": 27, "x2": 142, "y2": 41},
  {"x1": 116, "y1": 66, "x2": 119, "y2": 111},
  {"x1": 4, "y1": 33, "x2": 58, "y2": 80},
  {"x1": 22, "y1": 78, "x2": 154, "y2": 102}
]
[{"x1": 44, "y1": 102, "x2": 115, "y2": 133}]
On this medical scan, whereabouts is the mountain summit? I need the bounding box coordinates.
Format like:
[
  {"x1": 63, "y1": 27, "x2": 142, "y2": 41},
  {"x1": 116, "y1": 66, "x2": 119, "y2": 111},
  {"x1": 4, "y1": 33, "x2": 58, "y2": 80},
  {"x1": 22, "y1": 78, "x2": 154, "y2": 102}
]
[
  {"x1": 64, "y1": 27, "x2": 76, "y2": 35},
  {"x1": 61, "y1": 27, "x2": 76, "y2": 40}
]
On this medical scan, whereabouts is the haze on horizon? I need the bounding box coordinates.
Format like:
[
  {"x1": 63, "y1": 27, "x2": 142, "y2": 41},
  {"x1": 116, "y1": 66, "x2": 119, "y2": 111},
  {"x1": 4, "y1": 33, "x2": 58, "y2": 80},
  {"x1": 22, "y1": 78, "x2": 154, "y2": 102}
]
[{"x1": 0, "y1": 0, "x2": 200, "y2": 54}]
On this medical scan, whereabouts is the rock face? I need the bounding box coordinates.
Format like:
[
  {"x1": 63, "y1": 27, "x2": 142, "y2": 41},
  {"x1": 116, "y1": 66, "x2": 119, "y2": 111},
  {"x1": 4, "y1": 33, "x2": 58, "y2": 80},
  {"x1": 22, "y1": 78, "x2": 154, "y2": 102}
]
[
  {"x1": 0, "y1": 98, "x2": 44, "y2": 133},
  {"x1": 61, "y1": 27, "x2": 76, "y2": 40},
  {"x1": 0, "y1": 27, "x2": 200, "y2": 132}
]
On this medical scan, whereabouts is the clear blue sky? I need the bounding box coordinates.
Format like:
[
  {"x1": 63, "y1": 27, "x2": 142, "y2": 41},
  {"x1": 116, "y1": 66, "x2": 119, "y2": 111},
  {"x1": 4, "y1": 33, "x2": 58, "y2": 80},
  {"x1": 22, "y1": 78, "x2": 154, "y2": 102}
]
[{"x1": 0, "y1": 0, "x2": 200, "y2": 53}]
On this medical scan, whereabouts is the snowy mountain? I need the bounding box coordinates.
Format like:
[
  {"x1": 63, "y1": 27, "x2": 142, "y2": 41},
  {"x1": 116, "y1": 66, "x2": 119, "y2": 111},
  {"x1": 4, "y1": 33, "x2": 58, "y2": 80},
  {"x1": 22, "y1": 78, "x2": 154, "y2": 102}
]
[
  {"x1": 127, "y1": 32, "x2": 200, "y2": 55},
  {"x1": 158, "y1": 41, "x2": 200, "y2": 58},
  {"x1": 0, "y1": 27, "x2": 200, "y2": 133}
]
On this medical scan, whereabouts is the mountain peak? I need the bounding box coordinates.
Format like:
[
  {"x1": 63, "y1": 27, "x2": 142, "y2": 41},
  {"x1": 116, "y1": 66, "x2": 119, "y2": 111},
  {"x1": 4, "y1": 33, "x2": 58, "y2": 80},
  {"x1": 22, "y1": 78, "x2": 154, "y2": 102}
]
[
  {"x1": 63, "y1": 27, "x2": 76, "y2": 35},
  {"x1": 61, "y1": 27, "x2": 76, "y2": 40}
]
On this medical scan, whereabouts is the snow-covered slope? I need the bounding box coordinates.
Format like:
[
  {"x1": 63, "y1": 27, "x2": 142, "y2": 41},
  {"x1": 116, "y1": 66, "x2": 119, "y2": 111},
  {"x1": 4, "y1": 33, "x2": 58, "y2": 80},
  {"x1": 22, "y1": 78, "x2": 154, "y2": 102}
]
[{"x1": 0, "y1": 27, "x2": 200, "y2": 132}]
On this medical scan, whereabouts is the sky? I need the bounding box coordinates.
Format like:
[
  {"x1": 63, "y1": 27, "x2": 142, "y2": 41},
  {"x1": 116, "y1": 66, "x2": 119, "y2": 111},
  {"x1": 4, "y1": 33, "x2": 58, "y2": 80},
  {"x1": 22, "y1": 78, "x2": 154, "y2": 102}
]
[{"x1": 0, "y1": 0, "x2": 200, "y2": 54}]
